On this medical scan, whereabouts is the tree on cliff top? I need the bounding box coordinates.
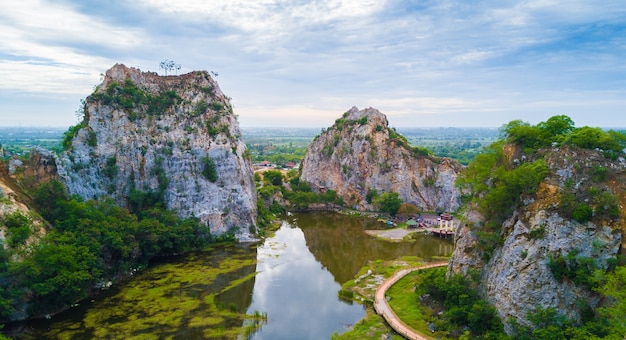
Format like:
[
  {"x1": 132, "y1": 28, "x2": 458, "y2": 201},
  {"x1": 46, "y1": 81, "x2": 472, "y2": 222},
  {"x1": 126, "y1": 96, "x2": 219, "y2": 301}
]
[{"x1": 159, "y1": 60, "x2": 181, "y2": 75}]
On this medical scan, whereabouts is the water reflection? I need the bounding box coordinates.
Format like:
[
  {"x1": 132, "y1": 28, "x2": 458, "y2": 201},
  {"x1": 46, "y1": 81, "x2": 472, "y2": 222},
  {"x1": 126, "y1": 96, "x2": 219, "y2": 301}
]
[
  {"x1": 245, "y1": 221, "x2": 364, "y2": 340},
  {"x1": 294, "y1": 212, "x2": 454, "y2": 283}
]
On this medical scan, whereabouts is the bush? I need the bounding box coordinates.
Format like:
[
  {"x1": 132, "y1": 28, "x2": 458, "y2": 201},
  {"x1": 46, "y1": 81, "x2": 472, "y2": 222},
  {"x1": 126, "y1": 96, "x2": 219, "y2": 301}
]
[
  {"x1": 61, "y1": 123, "x2": 84, "y2": 150},
  {"x1": 3, "y1": 212, "x2": 32, "y2": 248},
  {"x1": 263, "y1": 170, "x2": 283, "y2": 186},
  {"x1": 365, "y1": 188, "x2": 378, "y2": 204},
  {"x1": 547, "y1": 249, "x2": 601, "y2": 289},
  {"x1": 573, "y1": 203, "x2": 593, "y2": 223},
  {"x1": 415, "y1": 267, "x2": 503, "y2": 336},
  {"x1": 202, "y1": 157, "x2": 218, "y2": 182},
  {"x1": 374, "y1": 192, "x2": 402, "y2": 216}
]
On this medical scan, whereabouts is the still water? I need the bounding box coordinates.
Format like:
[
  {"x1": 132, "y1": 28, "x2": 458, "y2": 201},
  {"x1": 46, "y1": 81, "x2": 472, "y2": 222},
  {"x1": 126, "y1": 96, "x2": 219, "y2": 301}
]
[{"x1": 15, "y1": 212, "x2": 453, "y2": 339}]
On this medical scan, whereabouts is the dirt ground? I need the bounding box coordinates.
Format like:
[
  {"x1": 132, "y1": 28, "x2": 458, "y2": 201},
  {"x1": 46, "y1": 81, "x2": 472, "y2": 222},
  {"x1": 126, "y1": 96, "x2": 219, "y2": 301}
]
[{"x1": 365, "y1": 228, "x2": 418, "y2": 240}]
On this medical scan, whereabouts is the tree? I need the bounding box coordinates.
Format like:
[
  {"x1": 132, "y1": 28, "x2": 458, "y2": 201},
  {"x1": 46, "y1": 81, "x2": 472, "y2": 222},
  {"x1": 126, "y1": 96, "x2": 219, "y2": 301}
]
[
  {"x1": 375, "y1": 192, "x2": 402, "y2": 216},
  {"x1": 159, "y1": 60, "x2": 181, "y2": 76},
  {"x1": 263, "y1": 170, "x2": 283, "y2": 186},
  {"x1": 538, "y1": 115, "x2": 575, "y2": 137},
  {"x1": 397, "y1": 203, "x2": 419, "y2": 216},
  {"x1": 597, "y1": 266, "x2": 626, "y2": 336}
]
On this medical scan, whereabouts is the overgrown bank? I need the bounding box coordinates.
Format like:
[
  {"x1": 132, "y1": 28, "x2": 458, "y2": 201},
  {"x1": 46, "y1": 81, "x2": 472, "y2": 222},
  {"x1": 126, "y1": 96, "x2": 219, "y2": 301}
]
[{"x1": 0, "y1": 180, "x2": 237, "y2": 324}]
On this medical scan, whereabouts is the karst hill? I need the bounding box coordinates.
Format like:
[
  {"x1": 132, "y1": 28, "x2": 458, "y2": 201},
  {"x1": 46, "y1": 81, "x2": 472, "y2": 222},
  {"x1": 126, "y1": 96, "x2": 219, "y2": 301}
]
[
  {"x1": 57, "y1": 64, "x2": 257, "y2": 238},
  {"x1": 449, "y1": 116, "x2": 626, "y2": 333},
  {"x1": 300, "y1": 106, "x2": 463, "y2": 212}
]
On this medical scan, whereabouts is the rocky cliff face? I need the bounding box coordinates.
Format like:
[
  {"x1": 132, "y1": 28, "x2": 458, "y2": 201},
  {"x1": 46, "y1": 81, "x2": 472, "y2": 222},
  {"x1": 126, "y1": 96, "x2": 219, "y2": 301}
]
[
  {"x1": 449, "y1": 145, "x2": 625, "y2": 332},
  {"x1": 300, "y1": 107, "x2": 462, "y2": 212},
  {"x1": 56, "y1": 64, "x2": 256, "y2": 239}
]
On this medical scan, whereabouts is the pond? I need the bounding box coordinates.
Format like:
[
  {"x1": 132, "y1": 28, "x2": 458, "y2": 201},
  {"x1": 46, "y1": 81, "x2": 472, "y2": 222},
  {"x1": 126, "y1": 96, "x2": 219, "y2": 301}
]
[{"x1": 12, "y1": 212, "x2": 453, "y2": 339}]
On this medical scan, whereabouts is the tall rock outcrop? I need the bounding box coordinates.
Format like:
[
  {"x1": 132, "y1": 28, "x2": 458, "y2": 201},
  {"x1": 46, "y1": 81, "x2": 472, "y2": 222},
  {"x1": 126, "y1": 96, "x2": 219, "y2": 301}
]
[
  {"x1": 300, "y1": 107, "x2": 462, "y2": 212},
  {"x1": 449, "y1": 145, "x2": 625, "y2": 333},
  {"x1": 56, "y1": 64, "x2": 256, "y2": 239}
]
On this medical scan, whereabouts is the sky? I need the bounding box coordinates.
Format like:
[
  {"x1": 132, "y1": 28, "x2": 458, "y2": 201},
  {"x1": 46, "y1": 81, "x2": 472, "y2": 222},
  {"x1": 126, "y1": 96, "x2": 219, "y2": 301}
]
[{"x1": 0, "y1": 1, "x2": 625, "y2": 129}]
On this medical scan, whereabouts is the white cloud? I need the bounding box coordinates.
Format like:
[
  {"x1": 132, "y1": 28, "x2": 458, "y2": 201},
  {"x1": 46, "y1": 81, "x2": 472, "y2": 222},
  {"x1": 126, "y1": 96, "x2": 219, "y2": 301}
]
[{"x1": 0, "y1": 0, "x2": 142, "y2": 94}]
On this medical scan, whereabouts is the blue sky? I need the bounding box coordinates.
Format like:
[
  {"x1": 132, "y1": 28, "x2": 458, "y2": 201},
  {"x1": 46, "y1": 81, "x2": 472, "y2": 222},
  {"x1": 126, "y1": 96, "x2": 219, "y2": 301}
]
[{"x1": 1, "y1": 0, "x2": 625, "y2": 128}]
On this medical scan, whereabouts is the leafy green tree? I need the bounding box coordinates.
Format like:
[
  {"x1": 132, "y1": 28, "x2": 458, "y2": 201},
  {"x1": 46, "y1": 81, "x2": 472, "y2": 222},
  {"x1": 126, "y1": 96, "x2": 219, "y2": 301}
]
[
  {"x1": 18, "y1": 242, "x2": 97, "y2": 313},
  {"x1": 374, "y1": 192, "x2": 402, "y2": 216},
  {"x1": 597, "y1": 266, "x2": 626, "y2": 336},
  {"x1": 566, "y1": 126, "x2": 622, "y2": 153},
  {"x1": 538, "y1": 115, "x2": 575, "y2": 137},
  {"x1": 263, "y1": 170, "x2": 283, "y2": 186}
]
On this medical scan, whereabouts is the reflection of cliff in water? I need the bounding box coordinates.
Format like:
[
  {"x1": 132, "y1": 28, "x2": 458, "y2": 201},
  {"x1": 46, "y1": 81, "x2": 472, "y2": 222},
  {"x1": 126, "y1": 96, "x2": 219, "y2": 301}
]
[{"x1": 293, "y1": 212, "x2": 454, "y2": 284}]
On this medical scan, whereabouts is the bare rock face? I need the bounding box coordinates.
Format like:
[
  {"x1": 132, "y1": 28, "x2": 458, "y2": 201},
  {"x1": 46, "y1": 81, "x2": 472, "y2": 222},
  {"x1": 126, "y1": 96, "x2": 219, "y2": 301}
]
[
  {"x1": 56, "y1": 64, "x2": 257, "y2": 239},
  {"x1": 300, "y1": 107, "x2": 462, "y2": 212},
  {"x1": 8, "y1": 147, "x2": 58, "y2": 187},
  {"x1": 449, "y1": 146, "x2": 626, "y2": 333}
]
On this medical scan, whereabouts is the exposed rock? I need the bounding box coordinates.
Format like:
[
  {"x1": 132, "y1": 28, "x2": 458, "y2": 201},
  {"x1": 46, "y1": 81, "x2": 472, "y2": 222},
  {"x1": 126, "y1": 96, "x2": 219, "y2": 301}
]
[
  {"x1": 300, "y1": 106, "x2": 462, "y2": 212},
  {"x1": 449, "y1": 145, "x2": 626, "y2": 333},
  {"x1": 9, "y1": 148, "x2": 58, "y2": 187},
  {"x1": 56, "y1": 64, "x2": 256, "y2": 239}
]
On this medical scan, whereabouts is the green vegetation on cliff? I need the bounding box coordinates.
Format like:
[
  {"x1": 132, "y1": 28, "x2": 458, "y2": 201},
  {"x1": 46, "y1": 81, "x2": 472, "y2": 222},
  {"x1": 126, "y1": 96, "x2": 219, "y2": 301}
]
[{"x1": 458, "y1": 115, "x2": 626, "y2": 260}]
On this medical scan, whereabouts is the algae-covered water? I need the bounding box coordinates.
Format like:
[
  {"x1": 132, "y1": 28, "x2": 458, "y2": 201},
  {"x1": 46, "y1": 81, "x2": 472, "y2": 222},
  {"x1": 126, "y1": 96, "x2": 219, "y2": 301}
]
[{"x1": 15, "y1": 212, "x2": 453, "y2": 339}]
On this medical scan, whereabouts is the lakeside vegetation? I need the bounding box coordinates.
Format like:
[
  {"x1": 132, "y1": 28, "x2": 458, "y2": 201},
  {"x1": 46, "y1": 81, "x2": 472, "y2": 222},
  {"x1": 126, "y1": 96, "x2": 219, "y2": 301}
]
[{"x1": 0, "y1": 180, "x2": 237, "y2": 322}]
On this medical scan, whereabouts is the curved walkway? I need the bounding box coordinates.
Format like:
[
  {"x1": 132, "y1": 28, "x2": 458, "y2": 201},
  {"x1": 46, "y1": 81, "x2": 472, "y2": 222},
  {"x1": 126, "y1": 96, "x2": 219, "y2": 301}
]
[{"x1": 373, "y1": 261, "x2": 449, "y2": 340}]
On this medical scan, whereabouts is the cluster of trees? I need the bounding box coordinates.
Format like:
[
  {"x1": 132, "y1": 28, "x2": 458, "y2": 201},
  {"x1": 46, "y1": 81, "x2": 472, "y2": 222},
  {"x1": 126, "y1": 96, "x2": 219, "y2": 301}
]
[
  {"x1": 502, "y1": 115, "x2": 626, "y2": 157},
  {"x1": 365, "y1": 189, "x2": 403, "y2": 216},
  {"x1": 416, "y1": 265, "x2": 626, "y2": 339},
  {"x1": 255, "y1": 170, "x2": 406, "y2": 216},
  {"x1": 0, "y1": 180, "x2": 227, "y2": 320},
  {"x1": 415, "y1": 267, "x2": 504, "y2": 337},
  {"x1": 458, "y1": 115, "x2": 626, "y2": 261}
]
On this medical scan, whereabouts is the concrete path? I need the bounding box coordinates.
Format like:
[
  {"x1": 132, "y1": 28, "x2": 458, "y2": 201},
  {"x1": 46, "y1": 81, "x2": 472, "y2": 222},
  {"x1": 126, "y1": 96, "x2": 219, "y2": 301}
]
[{"x1": 373, "y1": 261, "x2": 449, "y2": 340}]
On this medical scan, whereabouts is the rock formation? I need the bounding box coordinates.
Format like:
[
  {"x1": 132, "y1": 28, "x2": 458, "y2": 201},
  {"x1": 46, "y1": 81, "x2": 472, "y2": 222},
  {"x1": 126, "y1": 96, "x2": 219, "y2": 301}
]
[
  {"x1": 56, "y1": 64, "x2": 256, "y2": 239},
  {"x1": 448, "y1": 145, "x2": 625, "y2": 332},
  {"x1": 300, "y1": 107, "x2": 462, "y2": 212}
]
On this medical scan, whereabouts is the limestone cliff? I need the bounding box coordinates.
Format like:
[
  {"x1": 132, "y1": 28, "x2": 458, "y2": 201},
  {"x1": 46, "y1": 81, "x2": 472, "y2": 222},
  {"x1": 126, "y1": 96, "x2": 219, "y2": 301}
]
[
  {"x1": 300, "y1": 107, "x2": 462, "y2": 212},
  {"x1": 56, "y1": 64, "x2": 256, "y2": 239},
  {"x1": 449, "y1": 145, "x2": 625, "y2": 332}
]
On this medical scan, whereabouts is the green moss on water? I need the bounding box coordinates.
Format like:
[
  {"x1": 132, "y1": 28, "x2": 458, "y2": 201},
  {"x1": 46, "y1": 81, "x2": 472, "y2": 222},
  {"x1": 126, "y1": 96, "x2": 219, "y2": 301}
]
[{"x1": 41, "y1": 245, "x2": 261, "y2": 339}]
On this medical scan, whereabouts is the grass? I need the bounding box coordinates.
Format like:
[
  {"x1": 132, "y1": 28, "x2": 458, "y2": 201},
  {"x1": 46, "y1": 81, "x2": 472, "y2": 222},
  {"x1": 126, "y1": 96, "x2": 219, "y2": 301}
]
[
  {"x1": 386, "y1": 270, "x2": 432, "y2": 335},
  {"x1": 333, "y1": 256, "x2": 428, "y2": 339}
]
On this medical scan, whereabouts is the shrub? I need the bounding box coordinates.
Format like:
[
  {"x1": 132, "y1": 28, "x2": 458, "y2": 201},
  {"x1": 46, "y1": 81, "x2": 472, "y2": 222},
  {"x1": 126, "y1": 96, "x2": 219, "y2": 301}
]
[
  {"x1": 61, "y1": 123, "x2": 84, "y2": 150},
  {"x1": 202, "y1": 157, "x2": 218, "y2": 182},
  {"x1": 263, "y1": 170, "x2": 283, "y2": 186},
  {"x1": 103, "y1": 156, "x2": 118, "y2": 179},
  {"x1": 365, "y1": 188, "x2": 379, "y2": 204},
  {"x1": 3, "y1": 212, "x2": 32, "y2": 248},
  {"x1": 573, "y1": 203, "x2": 593, "y2": 223}
]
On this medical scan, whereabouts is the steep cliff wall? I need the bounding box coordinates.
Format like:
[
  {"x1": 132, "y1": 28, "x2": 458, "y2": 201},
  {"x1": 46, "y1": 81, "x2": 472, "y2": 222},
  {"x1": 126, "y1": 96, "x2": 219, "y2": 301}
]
[
  {"x1": 56, "y1": 64, "x2": 256, "y2": 239},
  {"x1": 449, "y1": 145, "x2": 626, "y2": 332},
  {"x1": 300, "y1": 107, "x2": 462, "y2": 212}
]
